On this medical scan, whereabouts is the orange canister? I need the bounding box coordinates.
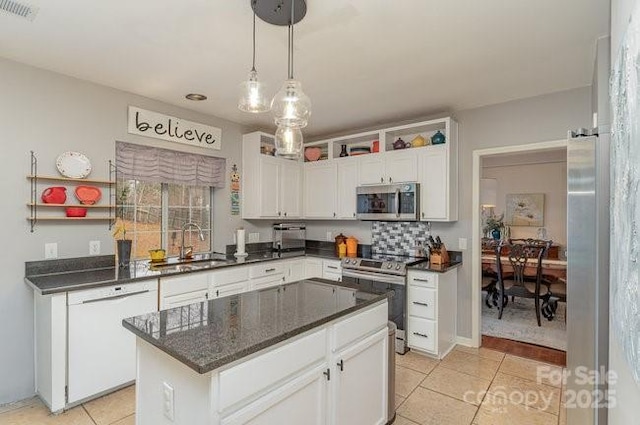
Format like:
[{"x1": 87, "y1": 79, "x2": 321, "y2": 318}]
[{"x1": 346, "y1": 236, "x2": 358, "y2": 257}]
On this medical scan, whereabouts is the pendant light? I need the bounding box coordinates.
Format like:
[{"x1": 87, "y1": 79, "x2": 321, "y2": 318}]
[
  {"x1": 238, "y1": 11, "x2": 270, "y2": 113},
  {"x1": 272, "y1": 0, "x2": 311, "y2": 159}
]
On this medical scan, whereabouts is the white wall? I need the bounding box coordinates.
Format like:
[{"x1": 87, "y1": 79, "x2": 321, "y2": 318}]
[
  {"x1": 0, "y1": 57, "x2": 273, "y2": 405},
  {"x1": 609, "y1": 1, "x2": 640, "y2": 423},
  {"x1": 482, "y1": 159, "x2": 567, "y2": 249}
]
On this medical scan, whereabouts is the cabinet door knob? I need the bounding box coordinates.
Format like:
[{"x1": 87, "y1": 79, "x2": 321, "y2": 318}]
[
  {"x1": 337, "y1": 359, "x2": 344, "y2": 371},
  {"x1": 380, "y1": 177, "x2": 384, "y2": 183},
  {"x1": 216, "y1": 290, "x2": 219, "y2": 297},
  {"x1": 353, "y1": 212, "x2": 356, "y2": 217},
  {"x1": 323, "y1": 368, "x2": 331, "y2": 381},
  {"x1": 389, "y1": 177, "x2": 392, "y2": 183},
  {"x1": 278, "y1": 211, "x2": 281, "y2": 216},
  {"x1": 284, "y1": 212, "x2": 287, "y2": 217},
  {"x1": 333, "y1": 212, "x2": 336, "y2": 217}
]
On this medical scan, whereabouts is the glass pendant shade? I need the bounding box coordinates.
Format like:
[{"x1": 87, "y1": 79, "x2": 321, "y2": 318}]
[
  {"x1": 238, "y1": 70, "x2": 270, "y2": 113},
  {"x1": 275, "y1": 125, "x2": 303, "y2": 159},
  {"x1": 271, "y1": 79, "x2": 311, "y2": 128}
]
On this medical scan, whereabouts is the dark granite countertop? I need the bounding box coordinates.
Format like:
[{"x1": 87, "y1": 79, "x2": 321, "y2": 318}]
[
  {"x1": 408, "y1": 259, "x2": 463, "y2": 273},
  {"x1": 122, "y1": 279, "x2": 388, "y2": 374},
  {"x1": 25, "y1": 250, "x2": 341, "y2": 295}
]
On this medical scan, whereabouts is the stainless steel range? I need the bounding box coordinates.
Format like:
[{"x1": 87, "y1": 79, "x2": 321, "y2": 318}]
[{"x1": 341, "y1": 253, "x2": 427, "y2": 354}]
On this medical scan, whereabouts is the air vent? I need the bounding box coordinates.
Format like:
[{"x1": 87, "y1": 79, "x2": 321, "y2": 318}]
[{"x1": 0, "y1": 0, "x2": 38, "y2": 21}]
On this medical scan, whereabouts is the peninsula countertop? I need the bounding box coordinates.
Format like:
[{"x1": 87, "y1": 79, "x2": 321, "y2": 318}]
[
  {"x1": 122, "y1": 279, "x2": 388, "y2": 374},
  {"x1": 25, "y1": 249, "x2": 339, "y2": 295}
]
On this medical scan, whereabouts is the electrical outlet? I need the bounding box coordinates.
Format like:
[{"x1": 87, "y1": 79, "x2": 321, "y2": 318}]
[
  {"x1": 458, "y1": 238, "x2": 468, "y2": 250},
  {"x1": 45, "y1": 243, "x2": 58, "y2": 259},
  {"x1": 248, "y1": 232, "x2": 259, "y2": 243},
  {"x1": 326, "y1": 231, "x2": 333, "y2": 241},
  {"x1": 163, "y1": 382, "x2": 174, "y2": 421},
  {"x1": 89, "y1": 241, "x2": 101, "y2": 256}
]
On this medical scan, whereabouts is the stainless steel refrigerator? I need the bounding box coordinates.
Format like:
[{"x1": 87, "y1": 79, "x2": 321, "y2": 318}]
[{"x1": 567, "y1": 129, "x2": 610, "y2": 425}]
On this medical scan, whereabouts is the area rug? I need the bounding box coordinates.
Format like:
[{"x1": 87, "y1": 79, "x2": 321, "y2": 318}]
[{"x1": 482, "y1": 291, "x2": 567, "y2": 351}]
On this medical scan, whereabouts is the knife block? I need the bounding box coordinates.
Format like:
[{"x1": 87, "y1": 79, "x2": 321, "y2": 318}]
[{"x1": 430, "y1": 244, "x2": 450, "y2": 265}]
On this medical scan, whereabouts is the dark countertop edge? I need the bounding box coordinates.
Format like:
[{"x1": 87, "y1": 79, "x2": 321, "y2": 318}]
[
  {"x1": 408, "y1": 260, "x2": 463, "y2": 273},
  {"x1": 27, "y1": 250, "x2": 343, "y2": 295},
  {"x1": 122, "y1": 292, "x2": 388, "y2": 375}
]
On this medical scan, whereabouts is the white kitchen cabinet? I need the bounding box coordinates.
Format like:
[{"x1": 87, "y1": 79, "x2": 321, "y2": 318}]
[
  {"x1": 336, "y1": 287, "x2": 357, "y2": 309},
  {"x1": 286, "y1": 258, "x2": 306, "y2": 283},
  {"x1": 242, "y1": 132, "x2": 302, "y2": 219},
  {"x1": 305, "y1": 257, "x2": 323, "y2": 279},
  {"x1": 358, "y1": 151, "x2": 418, "y2": 186},
  {"x1": 358, "y1": 155, "x2": 386, "y2": 185},
  {"x1": 322, "y1": 259, "x2": 342, "y2": 282},
  {"x1": 303, "y1": 161, "x2": 337, "y2": 218},
  {"x1": 221, "y1": 365, "x2": 328, "y2": 425},
  {"x1": 407, "y1": 268, "x2": 457, "y2": 359},
  {"x1": 336, "y1": 158, "x2": 359, "y2": 219},
  {"x1": 332, "y1": 328, "x2": 388, "y2": 425},
  {"x1": 258, "y1": 156, "x2": 280, "y2": 218},
  {"x1": 160, "y1": 273, "x2": 209, "y2": 310},
  {"x1": 280, "y1": 160, "x2": 302, "y2": 218},
  {"x1": 212, "y1": 281, "x2": 246, "y2": 299}
]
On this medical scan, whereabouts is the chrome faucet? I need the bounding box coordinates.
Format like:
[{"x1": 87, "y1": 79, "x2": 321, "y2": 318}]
[{"x1": 180, "y1": 222, "x2": 205, "y2": 259}]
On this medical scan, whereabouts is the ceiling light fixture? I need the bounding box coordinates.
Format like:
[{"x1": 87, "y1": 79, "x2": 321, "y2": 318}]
[
  {"x1": 238, "y1": 9, "x2": 270, "y2": 113},
  {"x1": 251, "y1": 0, "x2": 309, "y2": 160},
  {"x1": 185, "y1": 93, "x2": 207, "y2": 101}
]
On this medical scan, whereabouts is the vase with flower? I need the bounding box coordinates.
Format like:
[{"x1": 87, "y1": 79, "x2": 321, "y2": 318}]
[{"x1": 483, "y1": 212, "x2": 504, "y2": 240}]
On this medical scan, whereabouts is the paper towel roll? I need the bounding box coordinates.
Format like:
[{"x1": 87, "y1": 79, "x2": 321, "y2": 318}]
[{"x1": 236, "y1": 228, "x2": 246, "y2": 255}]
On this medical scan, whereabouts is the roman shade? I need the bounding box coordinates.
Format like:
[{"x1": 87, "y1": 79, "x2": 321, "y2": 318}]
[{"x1": 116, "y1": 141, "x2": 226, "y2": 188}]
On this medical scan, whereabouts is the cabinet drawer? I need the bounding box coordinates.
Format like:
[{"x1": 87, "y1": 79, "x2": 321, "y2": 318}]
[
  {"x1": 251, "y1": 274, "x2": 285, "y2": 290},
  {"x1": 160, "y1": 274, "x2": 208, "y2": 297},
  {"x1": 408, "y1": 286, "x2": 436, "y2": 319},
  {"x1": 218, "y1": 329, "x2": 327, "y2": 412},
  {"x1": 408, "y1": 272, "x2": 438, "y2": 288},
  {"x1": 210, "y1": 266, "x2": 250, "y2": 286},
  {"x1": 212, "y1": 281, "x2": 247, "y2": 299},
  {"x1": 408, "y1": 316, "x2": 436, "y2": 353},
  {"x1": 250, "y1": 262, "x2": 286, "y2": 279},
  {"x1": 322, "y1": 260, "x2": 342, "y2": 274},
  {"x1": 333, "y1": 302, "x2": 387, "y2": 351},
  {"x1": 161, "y1": 289, "x2": 208, "y2": 310},
  {"x1": 322, "y1": 271, "x2": 342, "y2": 282}
]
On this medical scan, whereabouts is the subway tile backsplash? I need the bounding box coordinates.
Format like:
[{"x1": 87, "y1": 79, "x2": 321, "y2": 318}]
[{"x1": 372, "y1": 221, "x2": 431, "y2": 256}]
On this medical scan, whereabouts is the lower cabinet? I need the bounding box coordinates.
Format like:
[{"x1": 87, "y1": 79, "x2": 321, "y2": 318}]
[
  {"x1": 285, "y1": 259, "x2": 306, "y2": 283},
  {"x1": 305, "y1": 258, "x2": 323, "y2": 279},
  {"x1": 332, "y1": 328, "x2": 388, "y2": 425},
  {"x1": 322, "y1": 259, "x2": 342, "y2": 282},
  {"x1": 406, "y1": 268, "x2": 457, "y2": 359},
  {"x1": 160, "y1": 273, "x2": 209, "y2": 310}
]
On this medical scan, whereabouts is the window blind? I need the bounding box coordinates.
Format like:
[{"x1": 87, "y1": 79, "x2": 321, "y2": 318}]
[{"x1": 115, "y1": 141, "x2": 226, "y2": 188}]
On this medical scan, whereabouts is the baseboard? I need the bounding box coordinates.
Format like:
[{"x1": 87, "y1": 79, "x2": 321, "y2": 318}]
[{"x1": 455, "y1": 336, "x2": 477, "y2": 347}]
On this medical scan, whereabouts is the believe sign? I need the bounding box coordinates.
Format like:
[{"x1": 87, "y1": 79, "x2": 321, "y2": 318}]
[{"x1": 128, "y1": 106, "x2": 222, "y2": 150}]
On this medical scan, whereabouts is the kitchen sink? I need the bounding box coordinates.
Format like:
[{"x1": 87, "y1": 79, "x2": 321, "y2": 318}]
[{"x1": 149, "y1": 256, "x2": 232, "y2": 271}]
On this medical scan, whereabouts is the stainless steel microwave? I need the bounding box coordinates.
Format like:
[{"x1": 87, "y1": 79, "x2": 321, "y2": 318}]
[{"x1": 356, "y1": 183, "x2": 420, "y2": 221}]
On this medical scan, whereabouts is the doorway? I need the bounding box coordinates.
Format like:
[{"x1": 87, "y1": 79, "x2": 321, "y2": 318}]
[{"x1": 470, "y1": 139, "x2": 568, "y2": 348}]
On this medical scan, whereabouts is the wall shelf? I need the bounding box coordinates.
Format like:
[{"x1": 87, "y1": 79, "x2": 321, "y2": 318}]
[
  {"x1": 28, "y1": 151, "x2": 117, "y2": 232},
  {"x1": 27, "y1": 176, "x2": 115, "y2": 185}
]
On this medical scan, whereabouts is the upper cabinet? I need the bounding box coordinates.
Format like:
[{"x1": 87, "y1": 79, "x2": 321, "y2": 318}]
[
  {"x1": 243, "y1": 117, "x2": 458, "y2": 222},
  {"x1": 242, "y1": 132, "x2": 302, "y2": 219}
]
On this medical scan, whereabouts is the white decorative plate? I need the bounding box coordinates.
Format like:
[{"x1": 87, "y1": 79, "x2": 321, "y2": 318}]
[{"x1": 56, "y1": 152, "x2": 92, "y2": 179}]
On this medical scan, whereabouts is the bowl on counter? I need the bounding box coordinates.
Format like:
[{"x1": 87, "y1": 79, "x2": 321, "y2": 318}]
[{"x1": 149, "y1": 249, "x2": 167, "y2": 263}]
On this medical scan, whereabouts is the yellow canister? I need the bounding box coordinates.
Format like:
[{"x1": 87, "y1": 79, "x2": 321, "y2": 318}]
[{"x1": 338, "y1": 242, "x2": 347, "y2": 258}]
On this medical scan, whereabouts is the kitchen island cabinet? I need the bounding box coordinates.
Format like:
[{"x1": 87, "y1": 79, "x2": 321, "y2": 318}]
[{"x1": 124, "y1": 280, "x2": 389, "y2": 425}]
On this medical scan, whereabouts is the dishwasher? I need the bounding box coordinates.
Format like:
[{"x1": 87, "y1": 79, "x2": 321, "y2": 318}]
[{"x1": 67, "y1": 279, "x2": 157, "y2": 404}]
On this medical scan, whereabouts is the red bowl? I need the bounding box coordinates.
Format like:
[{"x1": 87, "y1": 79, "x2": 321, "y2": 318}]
[{"x1": 65, "y1": 207, "x2": 88, "y2": 217}]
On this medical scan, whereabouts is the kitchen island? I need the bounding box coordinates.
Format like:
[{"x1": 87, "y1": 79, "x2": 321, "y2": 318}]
[{"x1": 123, "y1": 279, "x2": 390, "y2": 425}]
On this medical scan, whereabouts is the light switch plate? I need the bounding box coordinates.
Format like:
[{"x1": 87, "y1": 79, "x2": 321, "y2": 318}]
[
  {"x1": 458, "y1": 238, "x2": 468, "y2": 250},
  {"x1": 45, "y1": 243, "x2": 58, "y2": 259},
  {"x1": 89, "y1": 241, "x2": 100, "y2": 255}
]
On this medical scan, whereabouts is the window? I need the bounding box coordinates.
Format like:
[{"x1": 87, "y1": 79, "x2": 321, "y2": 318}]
[{"x1": 117, "y1": 180, "x2": 212, "y2": 259}]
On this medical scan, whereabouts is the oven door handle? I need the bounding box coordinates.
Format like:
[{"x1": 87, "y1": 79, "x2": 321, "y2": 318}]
[
  {"x1": 342, "y1": 269, "x2": 405, "y2": 285},
  {"x1": 395, "y1": 189, "x2": 401, "y2": 218}
]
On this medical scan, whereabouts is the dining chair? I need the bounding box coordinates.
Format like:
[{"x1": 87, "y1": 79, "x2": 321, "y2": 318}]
[{"x1": 496, "y1": 238, "x2": 552, "y2": 326}]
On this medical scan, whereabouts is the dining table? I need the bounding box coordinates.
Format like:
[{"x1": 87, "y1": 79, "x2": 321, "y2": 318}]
[{"x1": 481, "y1": 254, "x2": 567, "y2": 279}]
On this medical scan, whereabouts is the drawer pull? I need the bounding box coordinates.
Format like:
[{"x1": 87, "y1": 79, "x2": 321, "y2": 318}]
[
  {"x1": 337, "y1": 359, "x2": 344, "y2": 371},
  {"x1": 413, "y1": 278, "x2": 431, "y2": 283},
  {"x1": 412, "y1": 301, "x2": 429, "y2": 307},
  {"x1": 265, "y1": 268, "x2": 276, "y2": 272},
  {"x1": 413, "y1": 332, "x2": 429, "y2": 338},
  {"x1": 327, "y1": 265, "x2": 338, "y2": 270},
  {"x1": 323, "y1": 368, "x2": 331, "y2": 381}
]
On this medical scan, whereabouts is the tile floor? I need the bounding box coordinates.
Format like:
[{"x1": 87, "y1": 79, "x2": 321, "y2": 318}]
[{"x1": 0, "y1": 345, "x2": 566, "y2": 425}]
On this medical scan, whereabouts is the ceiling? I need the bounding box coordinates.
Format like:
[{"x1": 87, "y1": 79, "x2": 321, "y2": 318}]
[{"x1": 0, "y1": 0, "x2": 609, "y2": 138}]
